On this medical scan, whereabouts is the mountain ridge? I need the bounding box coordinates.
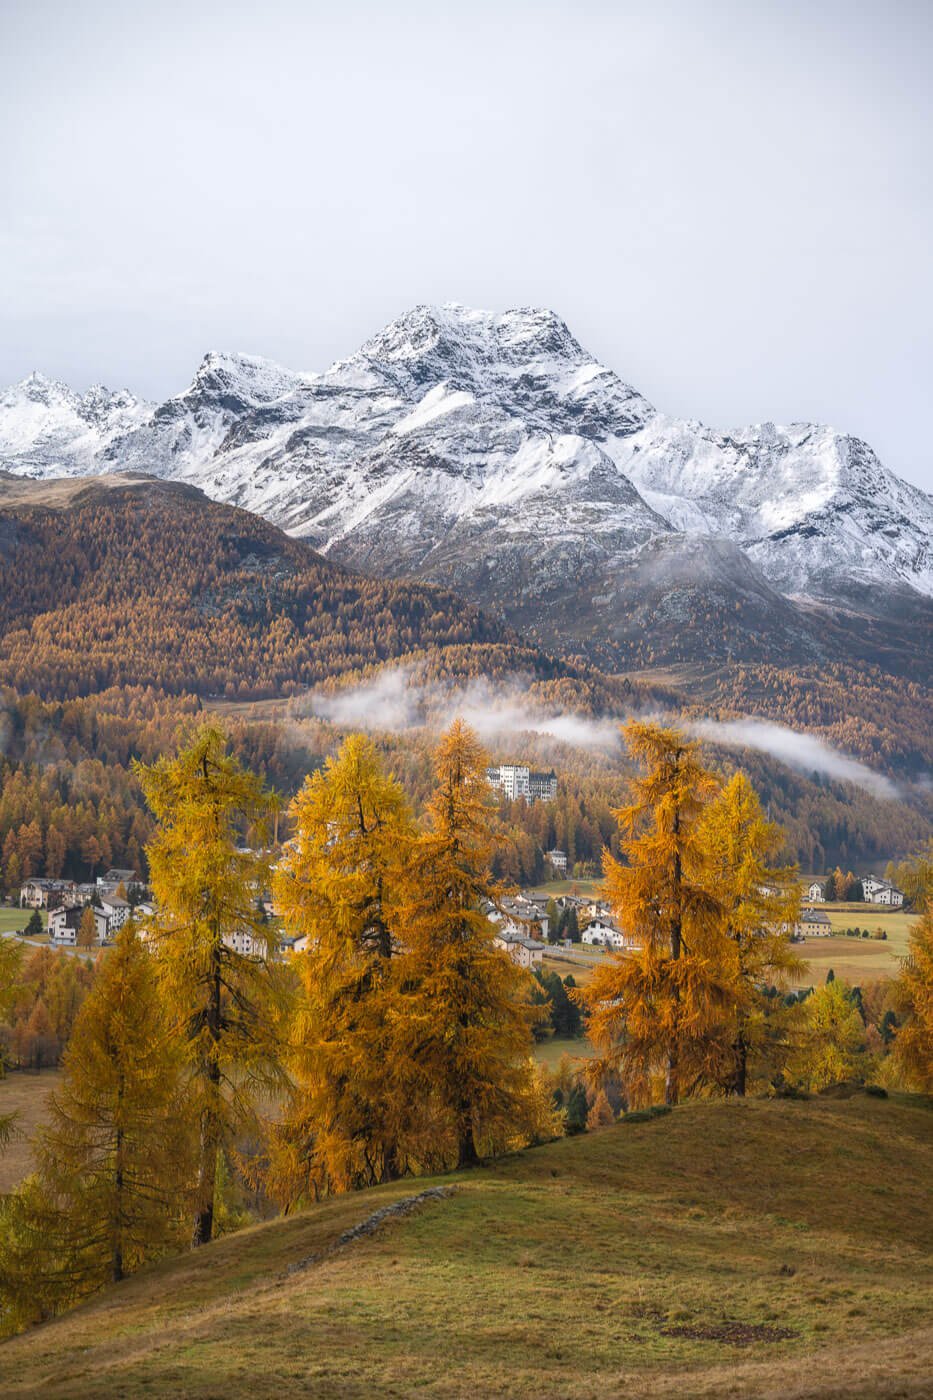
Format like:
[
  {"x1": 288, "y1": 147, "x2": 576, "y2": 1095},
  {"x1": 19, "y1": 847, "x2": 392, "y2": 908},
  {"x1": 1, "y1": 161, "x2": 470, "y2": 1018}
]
[{"x1": 1, "y1": 305, "x2": 930, "y2": 673}]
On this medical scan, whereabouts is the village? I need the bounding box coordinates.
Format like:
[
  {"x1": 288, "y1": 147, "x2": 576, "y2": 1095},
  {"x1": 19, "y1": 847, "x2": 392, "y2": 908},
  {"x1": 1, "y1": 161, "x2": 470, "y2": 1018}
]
[
  {"x1": 0, "y1": 752, "x2": 914, "y2": 977},
  {"x1": 6, "y1": 849, "x2": 908, "y2": 969},
  {"x1": 481, "y1": 866, "x2": 907, "y2": 971}
]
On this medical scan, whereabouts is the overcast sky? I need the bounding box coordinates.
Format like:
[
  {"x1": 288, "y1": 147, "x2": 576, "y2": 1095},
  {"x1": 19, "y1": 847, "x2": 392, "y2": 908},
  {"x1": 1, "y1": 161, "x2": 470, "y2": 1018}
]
[{"x1": 2, "y1": 0, "x2": 931, "y2": 490}]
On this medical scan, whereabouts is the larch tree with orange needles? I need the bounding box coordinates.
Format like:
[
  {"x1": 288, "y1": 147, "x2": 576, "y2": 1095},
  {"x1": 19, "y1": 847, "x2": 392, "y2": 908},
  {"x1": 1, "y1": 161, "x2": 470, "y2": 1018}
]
[
  {"x1": 699, "y1": 772, "x2": 803, "y2": 1095},
  {"x1": 0, "y1": 937, "x2": 22, "y2": 1151},
  {"x1": 394, "y1": 721, "x2": 550, "y2": 1169},
  {"x1": 0, "y1": 925, "x2": 190, "y2": 1333},
  {"x1": 890, "y1": 909, "x2": 933, "y2": 1092},
  {"x1": 582, "y1": 722, "x2": 729, "y2": 1107},
  {"x1": 136, "y1": 726, "x2": 284, "y2": 1248},
  {"x1": 272, "y1": 734, "x2": 415, "y2": 1199}
]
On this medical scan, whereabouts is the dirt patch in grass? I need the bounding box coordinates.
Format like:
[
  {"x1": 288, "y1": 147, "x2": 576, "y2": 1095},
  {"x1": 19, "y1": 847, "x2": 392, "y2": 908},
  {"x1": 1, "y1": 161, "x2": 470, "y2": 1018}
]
[{"x1": 660, "y1": 1321, "x2": 797, "y2": 1346}]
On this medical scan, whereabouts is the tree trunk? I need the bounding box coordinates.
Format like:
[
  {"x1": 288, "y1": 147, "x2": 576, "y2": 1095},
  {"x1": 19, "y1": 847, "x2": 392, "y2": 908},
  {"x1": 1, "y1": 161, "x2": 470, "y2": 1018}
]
[
  {"x1": 664, "y1": 1045, "x2": 680, "y2": 1107},
  {"x1": 731, "y1": 1029, "x2": 748, "y2": 1098},
  {"x1": 457, "y1": 1125, "x2": 480, "y2": 1169},
  {"x1": 192, "y1": 956, "x2": 223, "y2": 1249},
  {"x1": 112, "y1": 1120, "x2": 125, "y2": 1283},
  {"x1": 382, "y1": 1141, "x2": 402, "y2": 1183},
  {"x1": 191, "y1": 1103, "x2": 220, "y2": 1247}
]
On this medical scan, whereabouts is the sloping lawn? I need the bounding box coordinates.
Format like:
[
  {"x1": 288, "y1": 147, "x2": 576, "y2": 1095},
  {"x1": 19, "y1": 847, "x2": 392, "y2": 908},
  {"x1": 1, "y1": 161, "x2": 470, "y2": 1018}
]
[{"x1": 2, "y1": 1094, "x2": 932, "y2": 1398}]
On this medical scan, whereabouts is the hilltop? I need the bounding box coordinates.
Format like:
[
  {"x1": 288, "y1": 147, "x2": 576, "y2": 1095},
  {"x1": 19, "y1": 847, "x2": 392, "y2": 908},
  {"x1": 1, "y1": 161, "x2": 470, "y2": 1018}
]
[
  {"x1": 2, "y1": 1094, "x2": 931, "y2": 1398},
  {"x1": 0, "y1": 472, "x2": 519, "y2": 700}
]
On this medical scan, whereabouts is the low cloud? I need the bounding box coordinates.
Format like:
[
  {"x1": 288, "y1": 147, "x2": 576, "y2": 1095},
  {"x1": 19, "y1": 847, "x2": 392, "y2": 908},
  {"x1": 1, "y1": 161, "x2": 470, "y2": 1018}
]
[
  {"x1": 305, "y1": 668, "x2": 621, "y2": 751},
  {"x1": 690, "y1": 717, "x2": 898, "y2": 799},
  {"x1": 303, "y1": 669, "x2": 903, "y2": 798},
  {"x1": 310, "y1": 667, "x2": 419, "y2": 732}
]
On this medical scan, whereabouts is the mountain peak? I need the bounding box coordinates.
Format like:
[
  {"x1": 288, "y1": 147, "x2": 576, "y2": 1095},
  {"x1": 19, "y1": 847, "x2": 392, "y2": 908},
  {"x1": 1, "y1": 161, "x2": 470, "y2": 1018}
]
[
  {"x1": 7, "y1": 370, "x2": 78, "y2": 406},
  {"x1": 0, "y1": 306, "x2": 929, "y2": 609},
  {"x1": 186, "y1": 350, "x2": 312, "y2": 407},
  {"x1": 358, "y1": 302, "x2": 584, "y2": 371}
]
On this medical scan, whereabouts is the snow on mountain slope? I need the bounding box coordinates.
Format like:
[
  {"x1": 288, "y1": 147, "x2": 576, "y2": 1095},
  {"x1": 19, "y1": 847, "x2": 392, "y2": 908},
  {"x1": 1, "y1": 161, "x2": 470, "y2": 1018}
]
[
  {"x1": 618, "y1": 417, "x2": 933, "y2": 599},
  {"x1": 0, "y1": 373, "x2": 152, "y2": 475},
  {"x1": 98, "y1": 351, "x2": 320, "y2": 483},
  {"x1": 1, "y1": 304, "x2": 931, "y2": 613}
]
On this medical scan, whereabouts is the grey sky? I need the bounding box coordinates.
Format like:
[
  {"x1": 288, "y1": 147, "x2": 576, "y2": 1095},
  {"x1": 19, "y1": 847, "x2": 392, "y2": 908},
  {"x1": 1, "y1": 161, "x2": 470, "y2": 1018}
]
[{"x1": 2, "y1": 0, "x2": 931, "y2": 490}]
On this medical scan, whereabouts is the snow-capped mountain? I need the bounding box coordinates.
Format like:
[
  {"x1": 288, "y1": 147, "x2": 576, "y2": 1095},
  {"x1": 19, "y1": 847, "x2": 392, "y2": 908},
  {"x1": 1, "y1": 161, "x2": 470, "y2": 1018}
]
[
  {"x1": 0, "y1": 373, "x2": 152, "y2": 475},
  {"x1": 2, "y1": 305, "x2": 931, "y2": 631}
]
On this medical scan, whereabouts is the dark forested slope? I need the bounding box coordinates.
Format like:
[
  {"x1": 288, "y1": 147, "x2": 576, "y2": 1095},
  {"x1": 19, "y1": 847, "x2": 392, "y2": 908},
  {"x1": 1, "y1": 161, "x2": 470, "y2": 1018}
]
[{"x1": 0, "y1": 474, "x2": 516, "y2": 700}]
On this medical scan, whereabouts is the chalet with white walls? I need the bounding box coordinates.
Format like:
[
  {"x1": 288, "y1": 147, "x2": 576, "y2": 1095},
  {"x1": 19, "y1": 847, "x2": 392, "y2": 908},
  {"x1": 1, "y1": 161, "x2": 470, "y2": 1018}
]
[{"x1": 581, "y1": 915, "x2": 639, "y2": 952}]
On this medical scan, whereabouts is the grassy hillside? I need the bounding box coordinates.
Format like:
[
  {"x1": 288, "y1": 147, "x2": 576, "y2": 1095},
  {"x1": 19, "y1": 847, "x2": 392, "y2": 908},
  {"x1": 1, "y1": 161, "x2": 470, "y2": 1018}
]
[
  {"x1": 0, "y1": 1071, "x2": 59, "y2": 1193},
  {"x1": 3, "y1": 1095, "x2": 931, "y2": 1398}
]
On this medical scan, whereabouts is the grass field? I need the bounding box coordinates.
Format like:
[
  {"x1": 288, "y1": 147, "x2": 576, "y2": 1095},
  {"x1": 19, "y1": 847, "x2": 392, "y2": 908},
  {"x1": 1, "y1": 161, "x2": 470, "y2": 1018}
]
[
  {"x1": 818, "y1": 903, "x2": 915, "y2": 950},
  {"x1": 2, "y1": 1093, "x2": 930, "y2": 1398},
  {"x1": 792, "y1": 936, "x2": 903, "y2": 986},
  {"x1": 531, "y1": 1035, "x2": 597, "y2": 1070},
  {"x1": 526, "y1": 878, "x2": 602, "y2": 898},
  {"x1": 0, "y1": 1071, "x2": 60, "y2": 1192},
  {"x1": 542, "y1": 947, "x2": 606, "y2": 986},
  {"x1": 0, "y1": 909, "x2": 46, "y2": 936},
  {"x1": 789, "y1": 903, "x2": 918, "y2": 985}
]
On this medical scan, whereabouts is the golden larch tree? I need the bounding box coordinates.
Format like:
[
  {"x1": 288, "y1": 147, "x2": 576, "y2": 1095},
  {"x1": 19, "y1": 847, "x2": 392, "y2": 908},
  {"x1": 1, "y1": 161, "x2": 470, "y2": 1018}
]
[
  {"x1": 0, "y1": 937, "x2": 22, "y2": 1150},
  {"x1": 890, "y1": 909, "x2": 933, "y2": 1092},
  {"x1": 77, "y1": 905, "x2": 98, "y2": 949},
  {"x1": 136, "y1": 725, "x2": 282, "y2": 1247},
  {"x1": 394, "y1": 720, "x2": 549, "y2": 1168},
  {"x1": 0, "y1": 924, "x2": 190, "y2": 1333},
  {"x1": 273, "y1": 734, "x2": 415, "y2": 1198},
  {"x1": 887, "y1": 838, "x2": 933, "y2": 915},
  {"x1": 582, "y1": 722, "x2": 728, "y2": 1107},
  {"x1": 699, "y1": 772, "x2": 803, "y2": 1094},
  {"x1": 789, "y1": 979, "x2": 866, "y2": 1090}
]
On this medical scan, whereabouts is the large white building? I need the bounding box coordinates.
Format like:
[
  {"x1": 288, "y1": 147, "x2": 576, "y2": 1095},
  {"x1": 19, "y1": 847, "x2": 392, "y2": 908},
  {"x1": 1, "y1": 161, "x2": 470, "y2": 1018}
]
[
  {"x1": 486, "y1": 765, "x2": 557, "y2": 804},
  {"x1": 862, "y1": 876, "x2": 905, "y2": 907},
  {"x1": 19, "y1": 878, "x2": 79, "y2": 911},
  {"x1": 48, "y1": 906, "x2": 85, "y2": 946},
  {"x1": 94, "y1": 896, "x2": 131, "y2": 944},
  {"x1": 581, "y1": 915, "x2": 639, "y2": 952}
]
